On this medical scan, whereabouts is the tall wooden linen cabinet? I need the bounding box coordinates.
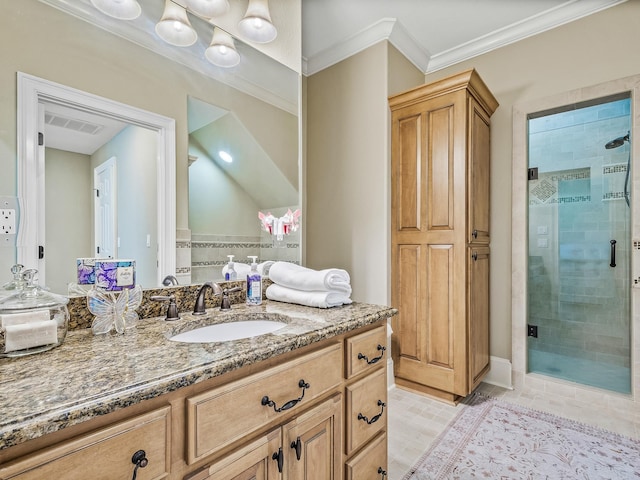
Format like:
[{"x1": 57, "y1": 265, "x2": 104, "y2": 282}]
[{"x1": 389, "y1": 69, "x2": 498, "y2": 403}]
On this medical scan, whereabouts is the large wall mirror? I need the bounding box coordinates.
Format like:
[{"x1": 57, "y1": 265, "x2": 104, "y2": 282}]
[
  {"x1": 7, "y1": 0, "x2": 301, "y2": 295},
  {"x1": 187, "y1": 95, "x2": 300, "y2": 283}
]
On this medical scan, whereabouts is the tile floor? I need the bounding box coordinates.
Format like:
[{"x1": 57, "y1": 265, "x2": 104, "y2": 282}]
[{"x1": 387, "y1": 382, "x2": 640, "y2": 480}]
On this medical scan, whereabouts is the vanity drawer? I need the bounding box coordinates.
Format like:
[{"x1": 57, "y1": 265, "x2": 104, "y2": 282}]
[
  {"x1": 345, "y1": 368, "x2": 387, "y2": 455},
  {"x1": 0, "y1": 406, "x2": 171, "y2": 480},
  {"x1": 344, "y1": 432, "x2": 387, "y2": 480},
  {"x1": 345, "y1": 325, "x2": 386, "y2": 379},
  {"x1": 186, "y1": 342, "x2": 342, "y2": 464}
]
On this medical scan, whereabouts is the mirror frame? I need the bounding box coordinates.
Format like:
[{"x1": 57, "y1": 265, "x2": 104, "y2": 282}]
[{"x1": 16, "y1": 72, "x2": 176, "y2": 287}]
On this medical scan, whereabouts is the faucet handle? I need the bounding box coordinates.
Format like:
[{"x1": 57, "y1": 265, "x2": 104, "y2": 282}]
[
  {"x1": 151, "y1": 295, "x2": 180, "y2": 321},
  {"x1": 219, "y1": 286, "x2": 242, "y2": 310}
]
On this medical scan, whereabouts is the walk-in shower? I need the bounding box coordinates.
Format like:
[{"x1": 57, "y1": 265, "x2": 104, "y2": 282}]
[{"x1": 527, "y1": 95, "x2": 632, "y2": 394}]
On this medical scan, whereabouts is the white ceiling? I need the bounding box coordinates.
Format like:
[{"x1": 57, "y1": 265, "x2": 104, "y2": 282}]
[{"x1": 301, "y1": 0, "x2": 627, "y2": 76}]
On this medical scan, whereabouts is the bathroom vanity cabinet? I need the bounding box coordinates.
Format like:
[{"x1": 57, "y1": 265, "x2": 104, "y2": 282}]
[
  {"x1": 0, "y1": 309, "x2": 391, "y2": 480},
  {"x1": 389, "y1": 69, "x2": 498, "y2": 403}
]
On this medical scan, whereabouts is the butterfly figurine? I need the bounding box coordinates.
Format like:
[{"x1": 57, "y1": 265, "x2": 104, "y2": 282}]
[{"x1": 87, "y1": 285, "x2": 143, "y2": 335}]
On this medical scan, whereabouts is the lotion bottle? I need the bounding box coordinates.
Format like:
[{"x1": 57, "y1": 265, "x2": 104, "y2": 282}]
[
  {"x1": 246, "y1": 256, "x2": 262, "y2": 305},
  {"x1": 224, "y1": 255, "x2": 237, "y2": 281}
]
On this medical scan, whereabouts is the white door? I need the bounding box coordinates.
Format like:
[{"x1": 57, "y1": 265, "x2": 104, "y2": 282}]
[{"x1": 94, "y1": 157, "x2": 117, "y2": 259}]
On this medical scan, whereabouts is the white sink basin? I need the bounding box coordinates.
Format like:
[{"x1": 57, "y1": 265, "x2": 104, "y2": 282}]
[{"x1": 169, "y1": 320, "x2": 286, "y2": 343}]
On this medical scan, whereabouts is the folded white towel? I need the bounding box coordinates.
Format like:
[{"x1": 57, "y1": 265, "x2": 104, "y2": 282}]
[
  {"x1": 266, "y1": 284, "x2": 352, "y2": 309},
  {"x1": 268, "y1": 262, "x2": 352, "y2": 295}
]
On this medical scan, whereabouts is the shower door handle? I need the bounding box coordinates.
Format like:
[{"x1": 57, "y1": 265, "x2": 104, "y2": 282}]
[{"x1": 610, "y1": 240, "x2": 617, "y2": 267}]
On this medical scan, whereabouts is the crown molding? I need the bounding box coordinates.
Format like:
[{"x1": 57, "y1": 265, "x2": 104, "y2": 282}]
[
  {"x1": 304, "y1": 0, "x2": 627, "y2": 77},
  {"x1": 425, "y1": 0, "x2": 627, "y2": 73},
  {"x1": 305, "y1": 18, "x2": 431, "y2": 76}
]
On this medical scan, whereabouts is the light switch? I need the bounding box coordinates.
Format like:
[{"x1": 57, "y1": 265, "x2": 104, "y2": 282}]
[
  {"x1": 146, "y1": 234, "x2": 151, "y2": 247},
  {"x1": 537, "y1": 238, "x2": 548, "y2": 248},
  {"x1": 537, "y1": 226, "x2": 548, "y2": 235}
]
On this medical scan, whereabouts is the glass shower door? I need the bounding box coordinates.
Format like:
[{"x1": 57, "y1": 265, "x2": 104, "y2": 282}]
[{"x1": 526, "y1": 96, "x2": 631, "y2": 394}]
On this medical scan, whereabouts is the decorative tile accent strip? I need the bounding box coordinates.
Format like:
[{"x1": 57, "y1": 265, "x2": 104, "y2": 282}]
[
  {"x1": 603, "y1": 164, "x2": 628, "y2": 175},
  {"x1": 529, "y1": 167, "x2": 591, "y2": 206},
  {"x1": 558, "y1": 195, "x2": 591, "y2": 203}
]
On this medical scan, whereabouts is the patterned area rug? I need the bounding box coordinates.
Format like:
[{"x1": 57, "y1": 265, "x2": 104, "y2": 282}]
[{"x1": 402, "y1": 393, "x2": 640, "y2": 479}]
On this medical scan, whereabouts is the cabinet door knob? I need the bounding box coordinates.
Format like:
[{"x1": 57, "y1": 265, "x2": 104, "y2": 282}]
[
  {"x1": 261, "y1": 379, "x2": 310, "y2": 413},
  {"x1": 130, "y1": 450, "x2": 148, "y2": 480},
  {"x1": 472, "y1": 251, "x2": 478, "y2": 261},
  {"x1": 357, "y1": 344, "x2": 386, "y2": 365},
  {"x1": 291, "y1": 436, "x2": 302, "y2": 460},
  {"x1": 472, "y1": 229, "x2": 478, "y2": 239},
  {"x1": 272, "y1": 447, "x2": 284, "y2": 473}
]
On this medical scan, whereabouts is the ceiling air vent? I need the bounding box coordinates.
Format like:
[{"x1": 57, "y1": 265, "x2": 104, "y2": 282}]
[{"x1": 45, "y1": 112, "x2": 104, "y2": 135}]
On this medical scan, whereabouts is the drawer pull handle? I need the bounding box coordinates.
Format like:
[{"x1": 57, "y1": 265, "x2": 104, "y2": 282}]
[
  {"x1": 272, "y1": 447, "x2": 284, "y2": 473},
  {"x1": 291, "y1": 436, "x2": 302, "y2": 460},
  {"x1": 378, "y1": 467, "x2": 387, "y2": 478},
  {"x1": 357, "y1": 344, "x2": 386, "y2": 365},
  {"x1": 357, "y1": 400, "x2": 386, "y2": 425},
  {"x1": 130, "y1": 450, "x2": 148, "y2": 480},
  {"x1": 261, "y1": 379, "x2": 310, "y2": 413}
]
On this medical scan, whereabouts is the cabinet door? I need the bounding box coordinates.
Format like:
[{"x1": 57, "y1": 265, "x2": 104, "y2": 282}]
[
  {"x1": 0, "y1": 406, "x2": 171, "y2": 480},
  {"x1": 283, "y1": 395, "x2": 342, "y2": 480},
  {"x1": 184, "y1": 429, "x2": 280, "y2": 480},
  {"x1": 467, "y1": 96, "x2": 491, "y2": 245},
  {"x1": 468, "y1": 246, "x2": 490, "y2": 391}
]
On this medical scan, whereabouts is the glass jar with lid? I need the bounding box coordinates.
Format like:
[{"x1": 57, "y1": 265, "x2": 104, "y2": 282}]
[{"x1": 0, "y1": 269, "x2": 69, "y2": 357}]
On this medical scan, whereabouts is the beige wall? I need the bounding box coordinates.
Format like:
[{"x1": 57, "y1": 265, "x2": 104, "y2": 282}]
[
  {"x1": 306, "y1": 42, "x2": 423, "y2": 304},
  {"x1": 421, "y1": 0, "x2": 640, "y2": 361},
  {"x1": 0, "y1": 0, "x2": 298, "y2": 280},
  {"x1": 306, "y1": 42, "x2": 390, "y2": 303},
  {"x1": 44, "y1": 149, "x2": 92, "y2": 294}
]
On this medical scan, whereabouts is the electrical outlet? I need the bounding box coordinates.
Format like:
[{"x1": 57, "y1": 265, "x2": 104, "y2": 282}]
[
  {"x1": 0, "y1": 197, "x2": 19, "y2": 246},
  {"x1": 0, "y1": 209, "x2": 16, "y2": 235}
]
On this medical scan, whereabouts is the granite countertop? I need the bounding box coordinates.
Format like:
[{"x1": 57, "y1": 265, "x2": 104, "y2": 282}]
[{"x1": 0, "y1": 300, "x2": 397, "y2": 451}]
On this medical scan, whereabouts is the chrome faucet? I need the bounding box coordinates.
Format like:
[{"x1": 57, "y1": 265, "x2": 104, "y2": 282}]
[{"x1": 193, "y1": 282, "x2": 242, "y2": 314}]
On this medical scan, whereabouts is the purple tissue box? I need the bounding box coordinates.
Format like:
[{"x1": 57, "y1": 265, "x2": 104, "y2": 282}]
[{"x1": 95, "y1": 260, "x2": 136, "y2": 291}]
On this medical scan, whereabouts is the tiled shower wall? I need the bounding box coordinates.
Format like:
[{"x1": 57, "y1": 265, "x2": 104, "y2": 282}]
[{"x1": 528, "y1": 98, "x2": 631, "y2": 370}]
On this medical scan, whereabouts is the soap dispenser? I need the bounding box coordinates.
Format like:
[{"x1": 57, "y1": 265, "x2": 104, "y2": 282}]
[
  {"x1": 224, "y1": 255, "x2": 237, "y2": 281},
  {"x1": 246, "y1": 256, "x2": 262, "y2": 305}
]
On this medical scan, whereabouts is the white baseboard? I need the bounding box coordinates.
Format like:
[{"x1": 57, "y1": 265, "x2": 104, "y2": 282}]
[{"x1": 483, "y1": 356, "x2": 513, "y2": 389}]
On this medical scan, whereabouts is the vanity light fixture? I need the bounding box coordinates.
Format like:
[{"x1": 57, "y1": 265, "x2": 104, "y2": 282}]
[
  {"x1": 90, "y1": 0, "x2": 279, "y2": 68},
  {"x1": 90, "y1": 0, "x2": 141, "y2": 20},
  {"x1": 218, "y1": 150, "x2": 233, "y2": 163},
  {"x1": 238, "y1": 0, "x2": 277, "y2": 43},
  {"x1": 186, "y1": 0, "x2": 229, "y2": 19},
  {"x1": 155, "y1": 0, "x2": 198, "y2": 47},
  {"x1": 205, "y1": 27, "x2": 240, "y2": 68}
]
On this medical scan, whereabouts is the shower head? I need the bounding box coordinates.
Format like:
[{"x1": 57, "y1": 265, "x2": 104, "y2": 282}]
[{"x1": 605, "y1": 133, "x2": 630, "y2": 149}]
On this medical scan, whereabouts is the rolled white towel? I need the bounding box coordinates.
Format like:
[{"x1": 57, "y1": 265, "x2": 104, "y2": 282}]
[
  {"x1": 268, "y1": 262, "x2": 352, "y2": 295},
  {"x1": 222, "y1": 262, "x2": 251, "y2": 279},
  {"x1": 266, "y1": 284, "x2": 352, "y2": 309}
]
